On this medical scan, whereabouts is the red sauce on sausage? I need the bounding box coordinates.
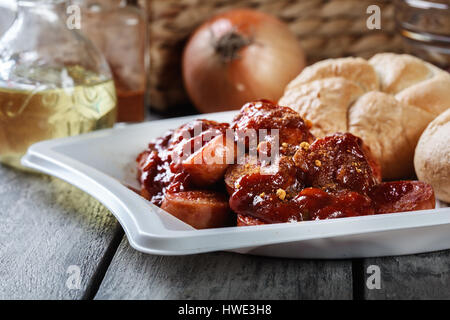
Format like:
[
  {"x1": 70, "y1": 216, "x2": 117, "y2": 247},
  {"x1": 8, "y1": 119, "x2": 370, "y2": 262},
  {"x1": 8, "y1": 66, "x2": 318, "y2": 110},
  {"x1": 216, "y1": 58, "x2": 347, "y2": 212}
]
[{"x1": 137, "y1": 100, "x2": 435, "y2": 226}]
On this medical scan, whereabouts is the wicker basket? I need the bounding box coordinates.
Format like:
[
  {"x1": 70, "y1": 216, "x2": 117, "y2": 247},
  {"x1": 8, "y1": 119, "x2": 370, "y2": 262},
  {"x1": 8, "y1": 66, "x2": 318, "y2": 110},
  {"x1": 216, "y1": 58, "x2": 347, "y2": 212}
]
[{"x1": 143, "y1": 0, "x2": 401, "y2": 112}]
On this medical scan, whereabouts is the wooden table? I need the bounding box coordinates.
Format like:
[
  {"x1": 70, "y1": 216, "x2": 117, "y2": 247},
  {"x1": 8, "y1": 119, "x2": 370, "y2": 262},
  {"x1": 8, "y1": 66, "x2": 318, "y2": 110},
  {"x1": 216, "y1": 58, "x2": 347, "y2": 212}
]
[{"x1": 2, "y1": 162, "x2": 450, "y2": 300}]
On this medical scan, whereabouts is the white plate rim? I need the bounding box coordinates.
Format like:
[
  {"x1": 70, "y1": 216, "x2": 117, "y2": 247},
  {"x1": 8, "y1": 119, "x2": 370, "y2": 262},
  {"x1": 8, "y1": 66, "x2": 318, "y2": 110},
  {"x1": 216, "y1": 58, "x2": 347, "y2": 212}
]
[{"x1": 21, "y1": 113, "x2": 450, "y2": 257}]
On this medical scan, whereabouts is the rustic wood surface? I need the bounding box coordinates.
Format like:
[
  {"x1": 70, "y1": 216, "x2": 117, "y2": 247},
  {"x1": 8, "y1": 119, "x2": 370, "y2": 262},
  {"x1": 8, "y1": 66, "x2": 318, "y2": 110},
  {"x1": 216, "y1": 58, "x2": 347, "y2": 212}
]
[
  {"x1": 2, "y1": 163, "x2": 450, "y2": 300},
  {"x1": 360, "y1": 251, "x2": 450, "y2": 300},
  {"x1": 94, "y1": 238, "x2": 353, "y2": 300},
  {"x1": 0, "y1": 165, "x2": 122, "y2": 299}
]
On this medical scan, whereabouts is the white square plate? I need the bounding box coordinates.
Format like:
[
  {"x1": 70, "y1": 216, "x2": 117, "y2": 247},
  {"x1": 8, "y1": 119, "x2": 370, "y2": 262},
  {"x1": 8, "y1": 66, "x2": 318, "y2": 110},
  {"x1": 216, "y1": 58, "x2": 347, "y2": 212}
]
[{"x1": 22, "y1": 111, "x2": 450, "y2": 259}]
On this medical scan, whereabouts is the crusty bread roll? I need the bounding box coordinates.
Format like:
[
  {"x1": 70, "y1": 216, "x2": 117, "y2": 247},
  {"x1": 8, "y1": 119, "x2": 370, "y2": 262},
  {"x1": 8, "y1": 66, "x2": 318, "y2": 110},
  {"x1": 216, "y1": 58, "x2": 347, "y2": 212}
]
[
  {"x1": 279, "y1": 77, "x2": 364, "y2": 137},
  {"x1": 279, "y1": 53, "x2": 450, "y2": 180},
  {"x1": 414, "y1": 109, "x2": 450, "y2": 203},
  {"x1": 369, "y1": 53, "x2": 444, "y2": 95},
  {"x1": 348, "y1": 92, "x2": 434, "y2": 179},
  {"x1": 396, "y1": 73, "x2": 450, "y2": 116},
  {"x1": 285, "y1": 57, "x2": 379, "y2": 92}
]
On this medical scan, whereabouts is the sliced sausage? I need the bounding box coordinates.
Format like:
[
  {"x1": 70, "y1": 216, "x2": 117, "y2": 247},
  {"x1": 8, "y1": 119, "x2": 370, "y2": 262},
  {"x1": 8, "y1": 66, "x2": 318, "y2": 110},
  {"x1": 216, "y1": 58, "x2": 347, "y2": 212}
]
[
  {"x1": 369, "y1": 181, "x2": 435, "y2": 214},
  {"x1": 232, "y1": 100, "x2": 314, "y2": 154},
  {"x1": 182, "y1": 134, "x2": 235, "y2": 187},
  {"x1": 237, "y1": 214, "x2": 266, "y2": 226},
  {"x1": 224, "y1": 155, "x2": 260, "y2": 194},
  {"x1": 293, "y1": 133, "x2": 379, "y2": 195},
  {"x1": 160, "y1": 191, "x2": 230, "y2": 229}
]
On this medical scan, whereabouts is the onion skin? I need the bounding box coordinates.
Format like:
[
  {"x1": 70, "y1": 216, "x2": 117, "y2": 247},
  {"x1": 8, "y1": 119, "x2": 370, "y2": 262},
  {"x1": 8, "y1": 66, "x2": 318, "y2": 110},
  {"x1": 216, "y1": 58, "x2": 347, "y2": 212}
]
[{"x1": 182, "y1": 9, "x2": 306, "y2": 113}]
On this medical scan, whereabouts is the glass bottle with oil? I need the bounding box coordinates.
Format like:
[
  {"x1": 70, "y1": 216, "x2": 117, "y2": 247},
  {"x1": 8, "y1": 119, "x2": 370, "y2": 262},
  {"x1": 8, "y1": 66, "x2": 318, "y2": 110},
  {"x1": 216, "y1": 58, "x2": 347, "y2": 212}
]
[
  {"x1": 0, "y1": 0, "x2": 117, "y2": 170},
  {"x1": 77, "y1": 0, "x2": 147, "y2": 122}
]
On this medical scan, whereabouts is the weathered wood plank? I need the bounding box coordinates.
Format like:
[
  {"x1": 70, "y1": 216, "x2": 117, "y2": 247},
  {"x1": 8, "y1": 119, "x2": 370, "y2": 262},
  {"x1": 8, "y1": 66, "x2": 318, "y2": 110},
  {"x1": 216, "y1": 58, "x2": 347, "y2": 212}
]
[
  {"x1": 359, "y1": 250, "x2": 450, "y2": 299},
  {"x1": 358, "y1": 202, "x2": 450, "y2": 300},
  {"x1": 95, "y1": 237, "x2": 353, "y2": 300},
  {"x1": 0, "y1": 165, "x2": 122, "y2": 299}
]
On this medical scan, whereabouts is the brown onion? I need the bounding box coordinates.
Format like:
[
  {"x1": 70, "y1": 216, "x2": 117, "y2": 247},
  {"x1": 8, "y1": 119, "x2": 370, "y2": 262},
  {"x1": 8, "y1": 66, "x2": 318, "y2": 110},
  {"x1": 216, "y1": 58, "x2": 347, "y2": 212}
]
[{"x1": 182, "y1": 9, "x2": 306, "y2": 113}]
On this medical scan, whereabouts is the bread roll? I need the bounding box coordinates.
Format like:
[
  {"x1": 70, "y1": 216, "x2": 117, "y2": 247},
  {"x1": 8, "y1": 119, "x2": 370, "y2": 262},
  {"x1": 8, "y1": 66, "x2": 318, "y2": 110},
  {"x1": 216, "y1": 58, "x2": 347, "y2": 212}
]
[
  {"x1": 279, "y1": 77, "x2": 364, "y2": 137},
  {"x1": 280, "y1": 53, "x2": 450, "y2": 180},
  {"x1": 285, "y1": 56, "x2": 379, "y2": 92},
  {"x1": 414, "y1": 109, "x2": 450, "y2": 203},
  {"x1": 348, "y1": 92, "x2": 434, "y2": 179},
  {"x1": 396, "y1": 73, "x2": 450, "y2": 117},
  {"x1": 368, "y1": 53, "x2": 444, "y2": 94}
]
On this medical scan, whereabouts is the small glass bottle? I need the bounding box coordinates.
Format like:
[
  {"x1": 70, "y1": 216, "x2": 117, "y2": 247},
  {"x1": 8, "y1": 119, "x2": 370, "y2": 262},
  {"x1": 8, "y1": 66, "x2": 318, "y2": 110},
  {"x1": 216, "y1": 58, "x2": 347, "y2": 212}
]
[
  {"x1": 396, "y1": 0, "x2": 450, "y2": 71},
  {"x1": 0, "y1": 0, "x2": 117, "y2": 170},
  {"x1": 78, "y1": 0, "x2": 148, "y2": 122},
  {"x1": 0, "y1": 1, "x2": 17, "y2": 36}
]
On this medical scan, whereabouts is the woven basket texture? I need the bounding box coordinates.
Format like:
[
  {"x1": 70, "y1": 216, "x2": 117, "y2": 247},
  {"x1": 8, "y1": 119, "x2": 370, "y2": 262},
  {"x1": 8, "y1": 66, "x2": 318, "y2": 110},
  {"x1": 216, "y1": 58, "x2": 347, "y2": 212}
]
[{"x1": 143, "y1": 0, "x2": 401, "y2": 111}]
